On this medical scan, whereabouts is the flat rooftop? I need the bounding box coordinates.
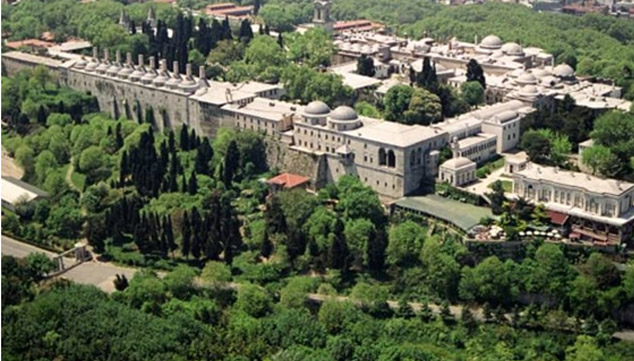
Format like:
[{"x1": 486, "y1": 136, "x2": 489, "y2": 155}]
[
  {"x1": 222, "y1": 97, "x2": 303, "y2": 122},
  {"x1": 514, "y1": 163, "x2": 634, "y2": 197},
  {"x1": 1, "y1": 176, "x2": 48, "y2": 205},
  {"x1": 345, "y1": 119, "x2": 446, "y2": 148},
  {"x1": 393, "y1": 194, "x2": 493, "y2": 231}
]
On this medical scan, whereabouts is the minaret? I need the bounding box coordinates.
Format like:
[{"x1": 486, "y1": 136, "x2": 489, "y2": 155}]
[
  {"x1": 313, "y1": 0, "x2": 333, "y2": 34},
  {"x1": 147, "y1": 6, "x2": 157, "y2": 28},
  {"x1": 119, "y1": 9, "x2": 130, "y2": 29}
]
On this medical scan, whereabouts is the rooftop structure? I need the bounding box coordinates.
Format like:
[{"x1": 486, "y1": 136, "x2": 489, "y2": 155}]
[
  {"x1": 511, "y1": 162, "x2": 634, "y2": 245},
  {"x1": 205, "y1": 3, "x2": 254, "y2": 19},
  {"x1": 1, "y1": 176, "x2": 49, "y2": 211},
  {"x1": 267, "y1": 173, "x2": 311, "y2": 190}
]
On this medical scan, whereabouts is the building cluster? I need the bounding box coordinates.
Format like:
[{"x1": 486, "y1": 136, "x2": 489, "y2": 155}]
[{"x1": 3, "y1": 0, "x2": 633, "y2": 247}]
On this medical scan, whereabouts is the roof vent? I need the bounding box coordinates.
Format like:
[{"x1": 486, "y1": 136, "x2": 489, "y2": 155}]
[
  {"x1": 290, "y1": 106, "x2": 297, "y2": 111},
  {"x1": 269, "y1": 102, "x2": 275, "y2": 107}
]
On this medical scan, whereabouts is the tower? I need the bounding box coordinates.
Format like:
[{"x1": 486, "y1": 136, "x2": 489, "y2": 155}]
[
  {"x1": 313, "y1": 0, "x2": 333, "y2": 34},
  {"x1": 147, "y1": 6, "x2": 157, "y2": 28},
  {"x1": 119, "y1": 9, "x2": 130, "y2": 30}
]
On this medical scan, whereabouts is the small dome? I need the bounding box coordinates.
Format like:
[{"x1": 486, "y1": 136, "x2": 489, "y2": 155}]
[
  {"x1": 85, "y1": 58, "x2": 99, "y2": 72},
  {"x1": 532, "y1": 68, "x2": 551, "y2": 78},
  {"x1": 442, "y1": 157, "x2": 475, "y2": 169},
  {"x1": 330, "y1": 106, "x2": 358, "y2": 121},
  {"x1": 129, "y1": 67, "x2": 145, "y2": 82},
  {"x1": 480, "y1": 35, "x2": 503, "y2": 49},
  {"x1": 496, "y1": 110, "x2": 518, "y2": 123},
  {"x1": 141, "y1": 70, "x2": 157, "y2": 84},
  {"x1": 516, "y1": 71, "x2": 538, "y2": 85},
  {"x1": 304, "y1": 101, "x2": 331, "y2": 116},
  {"x1": 74, "y1": 58, "x2": 87, "y2": 69},
  {"x1": 118, "y1": 66, "x2": 133, "y2": 79},
  {"x1": 553, "y1": 63, "x2": 574, "y2": 78},
  {"x1": 106, "y1": 63, "x2": 121, "y2": 77},
  {"x1": 541, "y1": 75, "x2": 560, "y2": 88},
  {"x1": 501, "y1": 42, "x2": 523, "y2": 56},
  {"x1": 519, "y1": 85, "x2": 540, "y2": 97},
  {"x1": 96, "y1": 61, "x2": 110, "y2": 74},
  {"x1": 152, "y1": 72, "x2": 169, "y2": 87},
  {"x1": 166, "y1": 75, "x2": 182, "y2": 89}
]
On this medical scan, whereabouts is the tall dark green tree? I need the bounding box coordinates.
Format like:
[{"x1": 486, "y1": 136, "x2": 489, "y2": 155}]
[
  {"x1": 221, "y1": 16, "x2": 232, "y2": 40},
  {"x1": 145, "y1": 107, "x2": 155, "y2": 126},
  {"x1": 223, "y1": 140, "x2": 240, "y2": 186},
  {"x1": 357, "y1": 54, "x2": 375, "y2": 77},
  {"x1": 264, "y1": 195, "x2": 287, "y2": 235},
  {"x1": 239, "y1": 19, "x2": 254, "y2": 43},
  {"x1": 180, "y1": 124, "x2": 190, "y2": 151},
  {"x1": 195, "y1": 138, "x2": 214, "y2": 175},
  {"x1": 181, "y1": 211, "x2": 191, "y2": 258},
  {"x1": 466, "y1": 59, "x2": 486, "y2": 89},
  {"x1": 188, "y1": 171, "x2": 198, "y2": 195},
  {"x1": 328, "y1": 219, "x2": 349, "y2": 271}
]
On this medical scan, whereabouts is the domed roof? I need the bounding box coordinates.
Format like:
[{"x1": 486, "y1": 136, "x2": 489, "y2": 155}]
[
  {"x1": 129, "y1": 67, "x2": 145, "y2": 82},
  {"x1": 532, "y1": 68, "x2": 551, "y2": 78},
  {"x1": 553, "y1": 63, "x2": 574, "y2": 78},
  {"x1": 442, "y1": 157, "x2": 475, "y2": 169},
  {"x1": 166, "y1": 74, "x2": 182, "y2": 89},
  {"x1": 106, "y1": 63, "x2": 121, "y2": 77},
  {"x1": 96, "y1": 61, "x2": 110, "y2": 74},
  {"x1": 74, "y1": 58, "x2": 87, "y2": 69},
  {"x1": 519, "y1": 85, "x2": 540, "y2": 97},
  {"x1": 330, "y1": 106, "x2": 358, "y2": 121},
  {"x1": 516, "y1": 71, "x2": 538, "y2": 85},
  {"x1": 304, "y1": 101, "x2": 331, "y2": 116},
  {"x1": 152, "y1": 72, "x2": 169, "y2": 87},
  {"x1": 118, "y1": 66, "x2": 133, "y2": 79},
  {"x1": 480, "y1": 35, "x2": 503, "y2": 49},
  {"x1": 501, "y1": 42, "x2": 523, "y2": 56},
  {"x1": 541, "y1": 75, "x2": 560, "y2": 88}
]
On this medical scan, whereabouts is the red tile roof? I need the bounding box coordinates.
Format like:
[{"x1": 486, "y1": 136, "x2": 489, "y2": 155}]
[
  {"x1": 546, "y1": 210, "x2": 569, "y2": 225},
  {"x1": 267, "y1": 173, "x2": 310, "y2": 189}
]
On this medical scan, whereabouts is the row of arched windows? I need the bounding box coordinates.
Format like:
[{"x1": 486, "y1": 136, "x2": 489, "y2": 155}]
[{"x1": 378, "y1": 148, "x2": 396, "y2": 168}]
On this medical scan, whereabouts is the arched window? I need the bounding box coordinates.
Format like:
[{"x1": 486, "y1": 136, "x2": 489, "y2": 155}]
[
  {"x1": 387, "y1": 150, "x2": 396, "y2": 168},
  {"x1": 409, "y1": 151, "x2": 415, "y2": 166},
  {"x1": 417, "y1": 148, "x2": 422, "y2": 165},
  {"x1": 378, "y1": 148, "x2": 386, "y2": 166}
]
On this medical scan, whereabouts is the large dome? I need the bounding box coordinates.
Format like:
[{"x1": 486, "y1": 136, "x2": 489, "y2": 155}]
[
  {"x1": 304, "y1": 101, "x2": 331, "y2": 116},
  {"x1": 532, "y1": 68, "x2": 551, "y2": 78},
  {"x1": 330, "y1": 106, "x2": 358, "y2": 121},
  {"x1": 501, "y1": 42, "x2": 523, "y2": 56},
  {"x1": 480, "y1": 35, "x2": 503, "y2": 49},
  {"x1": 553, "y1": 63, "x2": 575, "y2": 78}
]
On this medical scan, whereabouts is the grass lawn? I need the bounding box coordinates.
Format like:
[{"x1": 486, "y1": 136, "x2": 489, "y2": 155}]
[
  {"x1": 71, "y1": 170, "x2": 86, "y2": 190},
  {"x1": 488, "y1": 180, "x2": 512, "y2": 192}
]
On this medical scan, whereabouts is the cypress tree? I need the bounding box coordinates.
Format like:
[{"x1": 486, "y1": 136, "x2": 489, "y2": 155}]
[
  {"x1": 223, "y1": 140, "x2": 240, "y2": 186},
  {"x1": 239, "y1": 19, "x2": 253, "y2": 43},
  {"x1": 260, "y1": 228, "x2": 273, "y2": 258},
  {"x1": 195, "y1": 138, "x2": 213, "y2": 175},
  {"x1": 466, "y1": 59, "x2": 486, "y2": 89},
  {"x1": 119, "y1": 151, "x2": 129, "y2": 185},
  {"x1": 181, "y1": 173, "x2": 188, "y2": 193},
  {"x1": 191, "y1": 207, "x2": 202, "y2": 259},
  {"x1": 277, "y1": 32, "x2": 283, "y2": 48},
  {"x1": 366, "y1": 227, "x2": 387, "y2": 271},
  {"x1": 168, "y1": 130, "x2": 176, "y2": 153},
  {"x1": 57, "y1": 100, "x2": 65, "y2": 114},
  {"x1": 181, "y1": 211, "x2": 191, "y2": 258},
  {"x1": 221, "y1": 16, "x2": 232, "y2": 40},
  {"x1": 115, "y1": 123, "x2": 124, "y2": 149},
  {"x1": 164, "y1": 216, "x2": 176, "y2": 258},
  {"x1": 37, "y1": 105, "x2": 47, "y2": 125},
  {"x1": 328, "y1": 219, "x2": 349, "y2": 270},
  {"x1": 180, "y1": 124, "x2": 190, "y2": 150},
  {"x1": 188, "y1": 170, "x2": 198, "y2": 195},
  {"x1": 136, "y1": 100, "x2": 143, "y2": 123},
  {"x1": 145, "y1": 107, "x2": 155, "y2": 126},
  {"x1": 264, "y1": 24, "x2": 270, "y2": 35},
  {"x1": 264, "y1": 195, "x2": 286, "y2": 235}
]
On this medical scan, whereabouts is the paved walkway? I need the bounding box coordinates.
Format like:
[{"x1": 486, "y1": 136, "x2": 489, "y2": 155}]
[
  {"x1": 2, "y1": 147, "x2": 24, "y2": 179},
  {"x1": 2, "y1": 235, "x2": 136, "y2": 293},
  {"x1": 461, "y1": 167, "x2": 508, "y2": 197}
]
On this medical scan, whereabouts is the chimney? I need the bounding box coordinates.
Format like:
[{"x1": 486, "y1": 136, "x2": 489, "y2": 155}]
[
  {"x1": 126, "y1": 52, "x2": 132, "y2": 66},
  {"x1": 173, "y1": 61, "x2": 179, "y2": 76},
  {"x1": 149, "y1": 56, "x2": 156, "y2": 70},
  {"x1": 115, "y1": 50, "x2": 122, "y2": 64},
  {"x1": 138, "y1": 54, "x2": 144, "y2": 67},
  {"x1": 199, "y1": 65, "x2": 206, "y2": 79},
  {"x1": 92, "y1": 46, "x2": 98, "y2": 60},
  {"x1": 104, "y1": 48, "x2": 110, "y2": 62},
  {"x1": 186, "y1": 63, "x2": 193, "y2": 78},
  {"x1": 160, "y1": 59, "x2": 167, "y2": 73}
]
